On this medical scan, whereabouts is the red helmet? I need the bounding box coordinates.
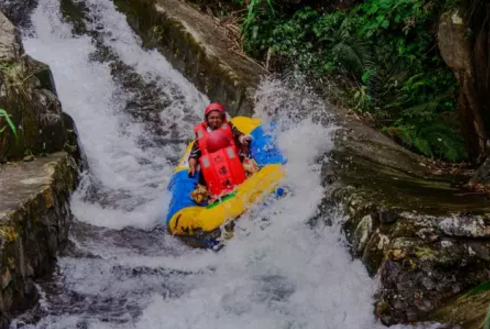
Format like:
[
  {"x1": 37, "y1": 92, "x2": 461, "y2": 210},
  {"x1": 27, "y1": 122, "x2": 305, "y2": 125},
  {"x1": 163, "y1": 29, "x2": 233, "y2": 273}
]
[
  {"x1": 204, "y1": 103, "x2": 226, "y2": 120},
  {"x1": 206, "y1": 129, "x2": 231, "y2": 153}
]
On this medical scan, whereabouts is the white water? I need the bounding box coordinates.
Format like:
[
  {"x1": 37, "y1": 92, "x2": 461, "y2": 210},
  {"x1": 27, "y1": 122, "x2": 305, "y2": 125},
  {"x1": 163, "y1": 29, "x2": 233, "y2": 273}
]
[{"x1": 16, "y1": 0, "x2": 438, "y2": 328}]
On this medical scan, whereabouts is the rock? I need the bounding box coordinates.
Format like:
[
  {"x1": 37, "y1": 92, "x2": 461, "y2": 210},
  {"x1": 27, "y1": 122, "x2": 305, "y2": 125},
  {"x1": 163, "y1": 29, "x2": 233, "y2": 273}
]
[
  {"x1": 0, "y1": 10, "x2": 82, "y2": 327},
  {"x1": 470, "y1": 156, "x2": 490, "y2": 185},
  {"x1": 62, "y1": 112, "x2": 89, "y2": 172},
  {"x1": 0, "y1": 9, "x2": 78, "y2": 163},
  {"x1": 352, "y1": 215, "x2": 373, "y2": 254},
  {"x1": 0, "y1": 152, "x2": 77, "y2": 326},
  {"x1": 176, "y1": 0, "x2": 244, "y2": 18},
  {"x1": 0, "y1": 10, "x2": 23, "y2": 62},
  {"x1": 22, "y1": 56, "x2": 59, "y2": 96},
  {"x1": 436, "y1": 215, "x2": 490, "y2": 238}
]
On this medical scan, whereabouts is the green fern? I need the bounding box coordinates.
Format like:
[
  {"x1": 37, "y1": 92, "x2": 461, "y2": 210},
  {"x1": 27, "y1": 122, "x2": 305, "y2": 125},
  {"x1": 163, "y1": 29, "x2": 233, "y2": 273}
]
[
  {"x1": 384, "y1": 125, "x2": 413, "y2": 146},
  {"x1": 332, "y1": 38, "x2": 370, "y2": 78},
  {"x1": 412, "y1": 135, "x2": 432, "y2": 157},
  {"x1": 418, "y1": 124, "x2": 467, "y2": 162},
  {"x1": 363, "y1": 56, "x2": 410, "y2": 117},
  {"x1": 385, "y1": 124, "x2": 466, "y2": 162},
  {"x1": 323, "y1": 19, "x2": 374, "y2": 79}
]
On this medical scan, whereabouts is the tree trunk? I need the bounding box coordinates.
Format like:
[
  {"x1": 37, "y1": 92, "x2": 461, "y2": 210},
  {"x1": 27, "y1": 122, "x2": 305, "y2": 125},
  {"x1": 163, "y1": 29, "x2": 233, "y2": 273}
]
[{"x1": 438, "y1": 3, "x2": 490, "y2": 164}]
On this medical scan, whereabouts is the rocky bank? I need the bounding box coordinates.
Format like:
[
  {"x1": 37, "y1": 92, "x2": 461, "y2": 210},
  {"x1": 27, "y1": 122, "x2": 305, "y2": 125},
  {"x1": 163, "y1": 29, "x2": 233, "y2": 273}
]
[
  {"x1": 108, "y1": 0, "x2": 490, "y2": 327},
  {"x1": 0, "y1": 8, "x2": 80, "y2": 327}
]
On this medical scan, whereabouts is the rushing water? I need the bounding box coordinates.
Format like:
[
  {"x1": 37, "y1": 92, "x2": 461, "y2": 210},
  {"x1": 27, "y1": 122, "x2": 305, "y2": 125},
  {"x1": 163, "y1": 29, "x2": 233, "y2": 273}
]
[{"x1": 8, "y1": 0, "x2": 441, "y2": 328}]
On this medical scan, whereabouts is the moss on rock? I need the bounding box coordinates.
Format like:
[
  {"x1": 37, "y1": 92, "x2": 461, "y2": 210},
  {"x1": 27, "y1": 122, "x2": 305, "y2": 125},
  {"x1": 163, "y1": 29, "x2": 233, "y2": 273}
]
[
  {"x1": 0, "y1": 153, "x2": 77, "y2": 326},
  {"x1": 0, "y1": 11, "x2": 77, "y2": 163}
]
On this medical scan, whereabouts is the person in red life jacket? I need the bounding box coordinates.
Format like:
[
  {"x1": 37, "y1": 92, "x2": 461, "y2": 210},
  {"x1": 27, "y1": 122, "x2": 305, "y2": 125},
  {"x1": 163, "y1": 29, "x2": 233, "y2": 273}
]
[{"x1": 187, "y1": 103, "x2": 257, "y2": 202}]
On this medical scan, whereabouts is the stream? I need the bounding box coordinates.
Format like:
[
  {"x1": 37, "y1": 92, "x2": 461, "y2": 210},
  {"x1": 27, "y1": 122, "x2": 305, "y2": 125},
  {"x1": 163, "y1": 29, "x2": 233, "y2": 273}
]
[{"x1": 8, "y1": 0, "x2": 441, "y2": 328}]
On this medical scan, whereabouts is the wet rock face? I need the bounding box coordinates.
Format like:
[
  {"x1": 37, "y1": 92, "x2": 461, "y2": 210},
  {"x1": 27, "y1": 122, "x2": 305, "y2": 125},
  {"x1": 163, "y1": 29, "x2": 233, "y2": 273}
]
[
  {"x1": 375, "y1": 231, "x2": 490, "y2": 325},
  {"x1": 326, "y1": 117, "x2": 490, "y2": 326},
  {"x1": 0, "y1": 153, "x2": 78, "y2": 327},
  {"x1": 183, "y1": 0, "x2": 243, "y2": 17},
  {"x1": 0, "y1": 10, "x2": 80, "y2": 163},
  {"x1": 333, "y1": 178, "x2": 490, "y2": 326},
  {"x1": 0, "y1": 9, "x2": 81, "y2": 328},
  {"x1": 0, "y1": 0, "x2": 38, "y2": 28},
  {"x1": 112, "y1": 0, "x2": 266, "y2": 116}
]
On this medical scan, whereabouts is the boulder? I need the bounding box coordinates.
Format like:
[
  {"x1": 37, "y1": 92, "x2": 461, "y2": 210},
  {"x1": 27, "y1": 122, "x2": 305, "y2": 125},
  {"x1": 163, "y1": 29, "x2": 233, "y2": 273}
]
[{"x1": 0, "y1": 10, "x2": 81, "y2": 163}]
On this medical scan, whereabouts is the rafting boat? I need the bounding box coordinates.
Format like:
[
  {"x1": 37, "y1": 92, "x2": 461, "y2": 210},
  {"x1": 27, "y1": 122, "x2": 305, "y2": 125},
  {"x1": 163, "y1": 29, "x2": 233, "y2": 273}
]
[{"x1": 165, "y1": 116, "x2": 287, "y2": 248}]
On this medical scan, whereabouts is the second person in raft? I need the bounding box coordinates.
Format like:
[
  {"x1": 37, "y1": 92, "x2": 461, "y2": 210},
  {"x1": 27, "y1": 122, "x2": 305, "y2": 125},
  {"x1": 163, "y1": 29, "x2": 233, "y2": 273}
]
[{"x1": 188, "y1": 103, "x2": 258, "y2": 203}]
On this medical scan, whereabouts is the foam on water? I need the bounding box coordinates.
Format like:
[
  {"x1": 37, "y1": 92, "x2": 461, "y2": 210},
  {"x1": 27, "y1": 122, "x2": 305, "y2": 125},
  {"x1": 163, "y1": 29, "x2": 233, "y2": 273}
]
[
  {"x1": 23, "y1": 0, "x2": 207, "y2": 230},
  {"x1": 17, "y1": 0, "x2": 439, "y2": 328}
]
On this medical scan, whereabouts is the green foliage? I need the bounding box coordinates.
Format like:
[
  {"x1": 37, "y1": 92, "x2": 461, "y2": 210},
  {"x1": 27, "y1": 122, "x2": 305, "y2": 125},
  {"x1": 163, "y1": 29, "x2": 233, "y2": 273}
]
[
  {"x1": 463, "y1": 280, "x2": 490, "y2": 298},
  {"x1": 384, "y1": 123, "x2": 467, "y2": 161},
  {"x1": 0, "y1": 109, "x2": 17, "y2": 137},
  {"x1": 241, "y1": 0, "x2": 274, "y2": 46},
  {"x1": 238, "y1": 0, "x2": 465, "y2": 162}
]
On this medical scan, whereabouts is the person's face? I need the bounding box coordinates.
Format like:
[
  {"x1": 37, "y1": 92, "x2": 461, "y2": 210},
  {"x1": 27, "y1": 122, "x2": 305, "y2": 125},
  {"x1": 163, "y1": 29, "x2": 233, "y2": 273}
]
[{"x1": 207, "y1": 111, "x2": 224, "y2": 128}]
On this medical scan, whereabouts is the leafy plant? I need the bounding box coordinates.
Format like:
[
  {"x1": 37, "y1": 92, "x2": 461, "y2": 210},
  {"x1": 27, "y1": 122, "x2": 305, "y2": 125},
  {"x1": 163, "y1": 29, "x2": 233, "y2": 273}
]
[
  {"x1": 242, "y1": 0, "x2": 274, "y2": 42},
  {"x1": 384, "y1": 123, "x2": 467, "y2": 161},
  {"x1": 237, "y1": 0, "x2": 463, "y2": 162},
  {"x1": 0, "y1": 109, "x2": 17, "y2": 137}
]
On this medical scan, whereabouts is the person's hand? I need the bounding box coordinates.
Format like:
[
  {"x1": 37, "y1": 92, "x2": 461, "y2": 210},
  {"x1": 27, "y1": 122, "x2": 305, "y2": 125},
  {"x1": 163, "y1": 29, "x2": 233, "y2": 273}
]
[
  {"x1": 188, "y1": 158, "x2": 197, "y2": 177},
  {"x1": 239, "y1": 135, "x2": 252, "y2": 145}
]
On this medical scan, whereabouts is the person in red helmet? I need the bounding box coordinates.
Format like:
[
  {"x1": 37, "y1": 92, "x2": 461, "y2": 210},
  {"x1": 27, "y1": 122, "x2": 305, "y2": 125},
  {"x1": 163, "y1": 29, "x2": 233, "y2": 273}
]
[
  {"x1": 188, "y1": 103, "x2": 257, "y2": 202},
  {"x1": 188, "y1": 103, "x2": 251, "y2": 177}
]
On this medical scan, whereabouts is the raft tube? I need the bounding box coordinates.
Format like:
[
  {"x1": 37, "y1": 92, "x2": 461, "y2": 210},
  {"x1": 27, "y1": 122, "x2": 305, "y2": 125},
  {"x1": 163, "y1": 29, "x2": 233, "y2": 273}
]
[{"x1": 166, "y1": 116, "x2": 287, "y2": 248}]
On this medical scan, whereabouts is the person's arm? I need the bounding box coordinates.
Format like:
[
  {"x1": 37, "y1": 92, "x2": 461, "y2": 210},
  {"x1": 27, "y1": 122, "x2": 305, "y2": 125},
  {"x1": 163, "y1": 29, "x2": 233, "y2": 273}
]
[
  {"x1": 229, "y1": 122, "x2": 251, "y2": 145},
  {"x1": 188, "y1": 141, "x2": 201, "y2": 176}
]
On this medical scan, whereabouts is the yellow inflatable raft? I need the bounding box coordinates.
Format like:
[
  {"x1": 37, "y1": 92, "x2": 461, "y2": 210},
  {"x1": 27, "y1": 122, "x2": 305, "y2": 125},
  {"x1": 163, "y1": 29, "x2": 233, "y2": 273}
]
[{"x1": 165, "y1": 117, "x2": 286, "y2": 248}]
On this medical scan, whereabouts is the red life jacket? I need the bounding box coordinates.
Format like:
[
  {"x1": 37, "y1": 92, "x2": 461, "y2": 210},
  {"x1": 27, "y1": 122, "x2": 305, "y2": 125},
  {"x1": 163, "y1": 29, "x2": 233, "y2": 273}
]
[{"x1": 194, "y1": 122, "x2": 246, "y2": 197}]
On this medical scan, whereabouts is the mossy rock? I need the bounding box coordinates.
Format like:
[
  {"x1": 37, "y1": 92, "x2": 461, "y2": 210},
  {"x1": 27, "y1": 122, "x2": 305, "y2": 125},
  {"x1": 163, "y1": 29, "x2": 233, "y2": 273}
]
[
  {"x1": 0, "y1": 49, "x2": 67, "y2": 162},
  {"x1": 0, "y1": 152, "x2": 77, "y2": 326}
]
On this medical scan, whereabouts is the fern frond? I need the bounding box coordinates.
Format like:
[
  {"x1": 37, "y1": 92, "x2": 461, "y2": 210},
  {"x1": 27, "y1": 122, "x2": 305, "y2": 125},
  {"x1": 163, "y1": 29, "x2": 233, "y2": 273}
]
[
  {"x1": 413, "y1": 136, "x2": 432, "y2": 157},
  {"x1": 331, "y1": 33, "x2": 373, "y2": 78},
  {"x1": 385, "y1": 126, "x2": 413, "y2": 145},
  {"x1": 401, "y1": 100, "x2": 439, "y2": 120},
  {"x1": 418, "y1": 124, "x2": 467, "y2": 161}
]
